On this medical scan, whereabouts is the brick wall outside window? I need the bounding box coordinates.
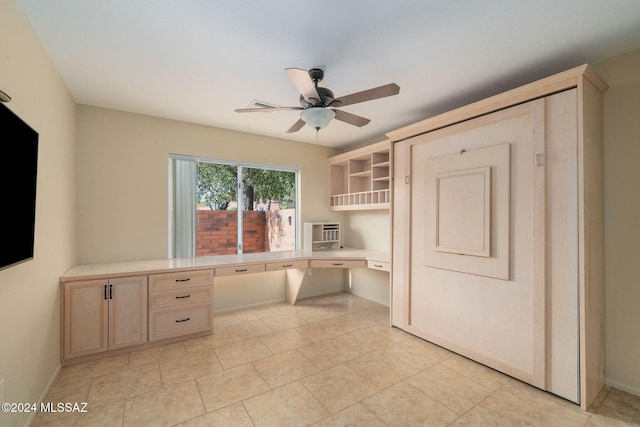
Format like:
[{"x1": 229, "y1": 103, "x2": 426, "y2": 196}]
[{"x1": 196, "y1": 209, "x2": 295, "y2": 255}]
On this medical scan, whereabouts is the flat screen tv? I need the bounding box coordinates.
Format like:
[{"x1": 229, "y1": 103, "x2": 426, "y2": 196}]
[{"x1": 0, "y1": 103, "x2": 38, "y2": 270}]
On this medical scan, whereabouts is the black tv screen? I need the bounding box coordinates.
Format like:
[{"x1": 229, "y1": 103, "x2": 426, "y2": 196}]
[{"x1": 0, "y1": 103, "x2": 38, "y2": 270}]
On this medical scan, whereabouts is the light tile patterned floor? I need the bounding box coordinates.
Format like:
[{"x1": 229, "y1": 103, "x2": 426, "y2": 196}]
[{"x1": 34, "y1": 292, "x2": 640, "y2": 426}]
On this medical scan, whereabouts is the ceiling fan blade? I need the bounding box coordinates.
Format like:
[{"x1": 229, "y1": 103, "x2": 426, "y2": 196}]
[
  {"x1": 286, "y1": 118, "x2": 306, "y2": 133},
  {"x1": 332, "y1": 109, "x2": 371, "y2": 127},
  {"x1": 285, "y1": 68, "x2": 320, "y2": 102},
  {"x1": 333, "y1": 83, "x2": 400, "y2": 108},
  {"x1": 235, "y1": 106, "x2": 302, "y2": 113}
]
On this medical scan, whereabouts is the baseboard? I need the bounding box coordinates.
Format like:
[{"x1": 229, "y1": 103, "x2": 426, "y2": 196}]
[
  {"x1": 24, "y1": 362, "x2": 62, "y2": 427},
  {"x1": 605, "y1": 378, "x2": 640, "y2": 397}
]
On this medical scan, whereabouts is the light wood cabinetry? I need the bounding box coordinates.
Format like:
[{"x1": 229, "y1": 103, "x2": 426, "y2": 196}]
[
  {"x1": 367, "y1": 260, "x2": 390, "y2": 272},
  {"x1": 303, "y1": 222, "x2": 341, "y2": 250},
  {"x1": 148, "y1": 270, "x2": 213, "y2": 342},
  {"x1": 388, "y1": 64, "x2": 607, "y2": 409},
  {"x1": 309, "y1": 259, "x2": 366, "y2": 269},
  {"x1": 265, "y1": 260, "x2": 309, "y2": 271},
  {"x1": 215, "y1": 264, "x2": 265, "y2": 277},
  {"x1": 63, "y1": 276, "x2": 147, "y2": 361},
  {"x1": 329, "y1": 140, "x2": 391, "y2": 210},
  {"x1": 60, "y1": 249, "x2": 390, "y2": 363}
]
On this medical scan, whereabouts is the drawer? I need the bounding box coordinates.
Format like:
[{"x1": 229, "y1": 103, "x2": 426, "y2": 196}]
[
  {"x1": 215, "y1": 263, "x2": 265, "y2": 277},
  {"x1": 149, "y1": 303, "x2": 212, "y2": 342},
  {"x1": 149, "y1": 285, "x2": 212, "y2": 309},
  {"x1": 265, "y1": 260, "x2": 308, "y2": 271},
  {"x1": 310, "y1": 259, "x2": 366, "y2": 269},
  {"x1": 367, "y1": 260, "x2": 391, "y2": 272},
  {"x1": 149, "y1": 270, "x2": 213, "y2": 292}
]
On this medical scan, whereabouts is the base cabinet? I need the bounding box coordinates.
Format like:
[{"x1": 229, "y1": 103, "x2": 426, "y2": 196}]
[
  {"x1": 148, "y1": 270, "x2": 214, "y2": 342},
  {"x1": 63, "y1": 276, "x2": 148, "y2": 360}
]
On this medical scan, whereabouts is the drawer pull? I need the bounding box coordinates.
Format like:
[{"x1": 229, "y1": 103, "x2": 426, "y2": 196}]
[
  {"x1": 235, "y1": 268, "x2": 248, "y2": 273},
  {"x1": 175, "y1": 317, "x2": 191, "y2": 323},
  {"x1": 175, "y1": 294, "x2": 191, "y2": 299},
  {"x1": 283, "y1": 264, "x2": 293, "y2": 268},
  {"x1": 332, "y1": 262, "x2": 344, "y2": 266},
  {"x1": 175, "y1": 278, "x2": 191, "y2": 282},
  {"x1": 374, "y1": 264, "x2": 383, "y2": 268}
]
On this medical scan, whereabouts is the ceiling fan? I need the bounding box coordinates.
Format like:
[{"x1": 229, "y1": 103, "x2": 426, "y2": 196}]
[{"x1": 235, "y1": 68, "x2": 400, "y2": 134}]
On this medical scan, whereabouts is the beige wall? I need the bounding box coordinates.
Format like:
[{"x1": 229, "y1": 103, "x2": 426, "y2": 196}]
[
  {"x1": 76, "y1": 105, "x2": 342, "y2": 263},
  {"x1": 76, "y1": 105, "x2": 346, "y2": 311},
  {"x1": 343, "y1": 211, "x2": 391, "y2": 306},
  {"x1": 595, "y1": 48, "x2": 640, "y2": 396},
  {"x1": 0, "y1": 2, "x2": 77, "y2": 426}
]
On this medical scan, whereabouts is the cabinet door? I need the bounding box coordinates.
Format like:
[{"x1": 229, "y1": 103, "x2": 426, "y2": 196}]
[
  {"x1": 64, "y1": 280, "x2": 109, "y2": 359},
  {"x1": 397, "y1": 99, "x2": 548, "y2": 388},
  {"x1": 108, "y1": 276, "x2": 148, "y2": 350}
]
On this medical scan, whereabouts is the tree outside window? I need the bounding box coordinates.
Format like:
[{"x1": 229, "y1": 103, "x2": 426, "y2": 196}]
[{"x1": 171, "y1": 158, "x2": 298, "y2": 256}]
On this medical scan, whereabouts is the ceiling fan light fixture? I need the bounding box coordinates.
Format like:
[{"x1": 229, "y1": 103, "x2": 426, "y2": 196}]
[{"x1": 300, "y1": 107, "x2": 335, "y2": 130}]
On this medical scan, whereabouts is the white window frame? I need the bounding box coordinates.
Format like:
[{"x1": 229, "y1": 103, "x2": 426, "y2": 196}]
[{"x1": 168, "y1": 154, "x2": 301, "y2": 257}]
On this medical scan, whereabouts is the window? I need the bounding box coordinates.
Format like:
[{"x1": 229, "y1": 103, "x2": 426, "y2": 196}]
[{"x1": 169, "y1": 155, "x2": 299, "y2": 258}]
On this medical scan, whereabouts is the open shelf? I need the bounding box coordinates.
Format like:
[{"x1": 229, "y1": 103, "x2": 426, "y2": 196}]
[
  {"x1": 329, "y1": 141, "x2": 391, "y2": 211},
  {"x1": 304, "y1": 223, "x2": 341, "y2": 250}
]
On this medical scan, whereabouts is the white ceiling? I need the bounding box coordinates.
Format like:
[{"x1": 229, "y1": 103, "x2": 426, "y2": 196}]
[{"x1": 16, "y1": 0, "x2": 640, "y2": 148}]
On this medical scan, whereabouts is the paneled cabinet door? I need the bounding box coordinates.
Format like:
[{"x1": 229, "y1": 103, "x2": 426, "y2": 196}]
[
  {"x1": 64, "y1": 276, "x2": 148, "y2": 359},
  {"x1": 64, "y1": 279, "x2": 109, "y2": 359},
  {"x1": 108, "y1": 276, "x2": 148, "y2": 351}
]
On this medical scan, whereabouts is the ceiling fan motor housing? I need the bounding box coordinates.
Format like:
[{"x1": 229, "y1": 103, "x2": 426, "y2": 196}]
[
  {"x1": 299, "y1": 86, "x2": 335, "y2": 108},
  {"x1": 308, "y1": 68, "x2": 325, "y2": 82}
]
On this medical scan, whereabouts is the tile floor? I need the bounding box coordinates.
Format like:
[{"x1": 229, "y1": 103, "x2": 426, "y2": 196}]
[{"x1": 34, "y1": 292, "x2": 640, "y2": 426}]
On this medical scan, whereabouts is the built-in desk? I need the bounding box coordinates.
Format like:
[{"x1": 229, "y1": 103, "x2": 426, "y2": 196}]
[
  {"x1": 60, "y1": 248, "x2": 390, "y2": 305},
  {"x1": 60, "y1": 248, "x2": 389, "y2": 364}
]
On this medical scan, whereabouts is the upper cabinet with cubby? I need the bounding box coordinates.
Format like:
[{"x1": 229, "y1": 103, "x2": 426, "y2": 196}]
[{"x1": 329, "y1": 140, "x2": 391, "y2": 211}]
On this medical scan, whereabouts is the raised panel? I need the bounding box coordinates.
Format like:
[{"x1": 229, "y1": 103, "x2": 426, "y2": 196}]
[
  {"x1": 265, "y1": 260, "x2": 308, "y2": 271},
  {"x1": 435, "y1": 167, "x2": 491, "y2": 257},
  {"x1": 149, "y1": 285, "x2": 212, "y2": 309},
  {"x1": 149, "y1": 304, "x2": 213, "y2": 342},
  {"x1": 214, "y1": 263, "x2": 265, "y2": 277},
  {"x1": 149, "y1": 269, "x2": 213, "y2": 292},
  {"x1": 64, "y1": 280, "x2": 109, "y2": 359},
  {"x1": 424, "y1": 143, "x2": 510, "y2": 280},
  {"x1": 310, "y1": 259, "x2": 366, "y2": 269},
  {"x1": 367, "y1": 260, "x2": 391, "y2": 272},
  {"x1": 109, "y1": 276, "x2": 148, "y2": 351},
  {"x1": 406, "y1": 102, "x2": 540, "y2": 386}
]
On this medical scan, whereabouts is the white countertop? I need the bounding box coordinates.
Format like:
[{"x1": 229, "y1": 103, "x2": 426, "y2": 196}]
[{"x1": 60, "y1": 248, "x2": 390, "y2": 282}]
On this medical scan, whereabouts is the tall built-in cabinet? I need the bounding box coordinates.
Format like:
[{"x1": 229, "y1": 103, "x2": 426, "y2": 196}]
[
  {"x1": 329, "y1": 140, "x2": 391, "y2": 210},
  {"x1": 388, "y1": 64, "x2": 607, "y2": 409}
]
